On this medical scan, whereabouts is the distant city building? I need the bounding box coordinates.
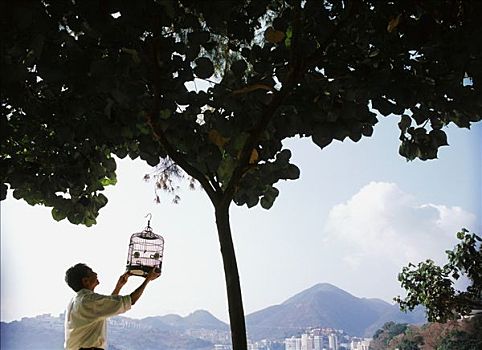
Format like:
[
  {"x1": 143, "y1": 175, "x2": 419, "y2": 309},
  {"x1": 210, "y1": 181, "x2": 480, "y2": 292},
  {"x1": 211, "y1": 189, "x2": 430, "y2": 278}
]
[
  {"x1": 296, "y1": 337, "x2": 302, "y2": 350},
  {"x1": 248, "y1": 338, "x2": 283, "y2": 350},
  {"x1": 284, "y1": 328, "x2": 368, "y2": 350},
  {"x1": 350, "y1": 338, "x2": 371, "y2": 350},
  {"x1": 286, "y1": 332, "x2": 323, "y2": 350},
  {"x1": 313, "y1": 335, "x2": 323, "y2": 350},
  {"x1": 285, "y1": 337, "x2": 298, "y2": 350},
  {"x1": 328, "y1": 333, "x2": 338, "y2": 350},
  {"x1": 214, "y1": 345, "x2": 231, "y2": 350},
  {"x1": 301, "y1": 333, "x2": 314, "y2": 350}
]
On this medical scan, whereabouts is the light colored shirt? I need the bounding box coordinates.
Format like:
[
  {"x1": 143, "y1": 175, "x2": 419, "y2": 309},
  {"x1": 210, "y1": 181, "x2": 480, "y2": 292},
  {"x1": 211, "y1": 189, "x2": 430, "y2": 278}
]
[{"x1": 64, "y1": 289, "x2": 131, "y2": 350}]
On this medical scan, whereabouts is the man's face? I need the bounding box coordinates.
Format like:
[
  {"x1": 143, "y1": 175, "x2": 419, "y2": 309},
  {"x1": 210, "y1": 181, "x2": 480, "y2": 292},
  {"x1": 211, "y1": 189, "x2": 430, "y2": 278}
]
[{"x1": 82, "y1": 268, "x2": 99, "y2": 291}]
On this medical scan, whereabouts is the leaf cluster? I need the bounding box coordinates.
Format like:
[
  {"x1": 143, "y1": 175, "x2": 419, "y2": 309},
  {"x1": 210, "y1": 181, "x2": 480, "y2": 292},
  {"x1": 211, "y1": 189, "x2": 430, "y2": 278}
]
[
  {"x1": 395, "y1": 229, "x2": 482, "y2": 322},
  {"x1": 372, "y1": 321, "x2": 409, "y2": 348}
]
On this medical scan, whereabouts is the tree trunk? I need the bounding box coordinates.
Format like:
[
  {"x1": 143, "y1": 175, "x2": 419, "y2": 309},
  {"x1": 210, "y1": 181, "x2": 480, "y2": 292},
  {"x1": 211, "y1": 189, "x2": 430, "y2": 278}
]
[{"x1": 214, "y1": 202, "x2": 247, "y2": 350}]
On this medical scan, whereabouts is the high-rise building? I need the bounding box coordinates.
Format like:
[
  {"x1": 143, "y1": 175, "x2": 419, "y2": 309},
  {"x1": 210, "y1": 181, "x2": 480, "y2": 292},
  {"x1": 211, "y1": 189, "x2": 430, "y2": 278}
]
[
  {"x1": 285, "y1": 336, "x2": 297, "y2": 350},
  {"x1": 295, "y1": 337, "x2": 302, "y2": 350},
  {"x1": 328, "y1": 333, "x2": 338, "y2": 350},
  {"x1": 350, "y1": 339, "x2": 371, "y2": 350},
  {"x1": 313, "y1": 335, "x2": 323, "y2": 350},
  {"x1": 301, "y1": 333, "x2": 314, "y2": 350}
]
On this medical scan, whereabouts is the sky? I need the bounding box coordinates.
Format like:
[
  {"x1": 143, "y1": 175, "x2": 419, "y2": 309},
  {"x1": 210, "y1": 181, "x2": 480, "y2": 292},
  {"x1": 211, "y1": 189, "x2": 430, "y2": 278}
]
[{"x1": 1, "y1": 115, "x2": 481, "y2": 324}]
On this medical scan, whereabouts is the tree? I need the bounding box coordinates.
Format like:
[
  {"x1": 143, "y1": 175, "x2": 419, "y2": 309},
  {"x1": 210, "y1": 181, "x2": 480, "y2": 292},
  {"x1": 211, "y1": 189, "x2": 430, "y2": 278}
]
[
  {"x1": 2, "y1": 1, "x2": 482, "y2": 349},
  {"x1": 397, "y1": 338, "x2": 423, "y2": 350},
  {"x1": 395, "y1": 229, "x2": 482, "y2": 322},
  {"x1": 371, "y1": 318, "x2": 482, "y2": 350},
  {"x1": 371, "y1": 321, "x2": 409, "y2": 350},
  {"x1": 438, "y1": 329, "x2": 482, "y2": 350}
]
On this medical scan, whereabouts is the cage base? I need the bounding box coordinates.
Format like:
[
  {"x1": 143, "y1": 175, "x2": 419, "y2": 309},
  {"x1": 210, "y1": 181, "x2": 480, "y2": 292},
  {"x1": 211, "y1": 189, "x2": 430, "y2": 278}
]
[{"x1": 126, "y1": 264, "x2": 161, "y2": 277}]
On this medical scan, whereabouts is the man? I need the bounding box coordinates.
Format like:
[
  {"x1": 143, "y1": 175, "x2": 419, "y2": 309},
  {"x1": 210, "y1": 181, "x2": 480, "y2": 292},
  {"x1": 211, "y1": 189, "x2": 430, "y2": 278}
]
[{"x1": 64, "y1": 263, "x2": 160, "y2": 350}]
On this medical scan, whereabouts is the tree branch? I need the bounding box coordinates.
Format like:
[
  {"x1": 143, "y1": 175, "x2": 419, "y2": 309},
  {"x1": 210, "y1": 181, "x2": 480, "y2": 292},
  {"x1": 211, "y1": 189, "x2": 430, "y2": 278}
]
[
  {"x1": 145, "y1": 113, "x2": 218, "y2": 204},
  {"x1": 221, "y1": 0, "x2": 305, "y2": 206},
  {"x1": 146, "y1": 39, "x2": 219, "y2": 204}
]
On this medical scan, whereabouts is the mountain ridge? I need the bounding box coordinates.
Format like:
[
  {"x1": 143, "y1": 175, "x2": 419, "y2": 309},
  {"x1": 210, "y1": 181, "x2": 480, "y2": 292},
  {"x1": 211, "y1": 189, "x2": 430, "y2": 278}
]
[
  {"x1": 1, "y1": 283, "x2": 425, "y2": 349},
  {"x1": 245, "y1": 282, "x2": 425, "y2": 340}
]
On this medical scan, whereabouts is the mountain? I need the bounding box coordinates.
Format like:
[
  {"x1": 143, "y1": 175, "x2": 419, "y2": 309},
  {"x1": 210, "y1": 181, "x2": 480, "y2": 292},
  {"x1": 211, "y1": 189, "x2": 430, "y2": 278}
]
[
  {"x1": 184, "y1": 310, "x2": 230, "y2": 330},
  {"x1": 146, "y1": 310, "x2": 230, "y2": 331},
  {"x1": 246, "y1": 283, "x2": 426, "y2": 340},
  {"x1": 0, "y1": 315, "x2": 64, "y2": 350}
]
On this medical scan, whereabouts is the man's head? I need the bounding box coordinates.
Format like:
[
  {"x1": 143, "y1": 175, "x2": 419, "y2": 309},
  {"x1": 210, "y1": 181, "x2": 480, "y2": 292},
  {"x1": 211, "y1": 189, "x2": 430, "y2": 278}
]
[{"x1": 65, "y1": 263, "x2": 99, "y2": 292}]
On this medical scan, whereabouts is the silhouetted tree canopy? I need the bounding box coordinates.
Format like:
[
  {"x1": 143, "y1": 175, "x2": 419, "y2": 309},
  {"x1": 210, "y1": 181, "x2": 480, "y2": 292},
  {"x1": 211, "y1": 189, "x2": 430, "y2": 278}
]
[
  {"x1": 2, "y1": 0, "x2": 481, "y2": 225},
  {"x1": 2, "y1": 1, "x2": 481, "y2": 349}
]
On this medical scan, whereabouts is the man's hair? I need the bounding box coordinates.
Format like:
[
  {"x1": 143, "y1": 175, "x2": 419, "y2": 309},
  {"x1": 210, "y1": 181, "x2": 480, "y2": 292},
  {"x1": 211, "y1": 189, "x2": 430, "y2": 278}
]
[{"x1": 65, "y1": 263, "x2": 92, "y2": 292}]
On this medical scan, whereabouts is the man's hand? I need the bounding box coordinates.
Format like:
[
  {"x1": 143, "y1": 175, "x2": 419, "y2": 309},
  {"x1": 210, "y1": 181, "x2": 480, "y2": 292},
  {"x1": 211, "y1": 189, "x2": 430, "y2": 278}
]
[
  {"x1": 118, "y1": 271, "x2": 130, "y2": 286},
  {"x1": 112, "y1": 271, "x2": 130, "y2": 295},
  {"x1": 145, "y1": 267, "x2": 161, "y2": 282}
]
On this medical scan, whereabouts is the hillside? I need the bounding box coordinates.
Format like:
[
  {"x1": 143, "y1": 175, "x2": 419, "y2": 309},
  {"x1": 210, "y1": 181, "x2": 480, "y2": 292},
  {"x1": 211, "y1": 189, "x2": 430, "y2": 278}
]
[{"x1": 0, "y1": 311, "x2": 226, "y2": 350}]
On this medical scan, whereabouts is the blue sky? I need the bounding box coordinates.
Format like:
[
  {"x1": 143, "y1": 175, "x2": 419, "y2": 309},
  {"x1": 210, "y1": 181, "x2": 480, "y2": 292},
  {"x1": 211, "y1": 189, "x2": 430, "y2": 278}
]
[{"x1": 1, "y1": 115, "x2": 481, "y2": 323}]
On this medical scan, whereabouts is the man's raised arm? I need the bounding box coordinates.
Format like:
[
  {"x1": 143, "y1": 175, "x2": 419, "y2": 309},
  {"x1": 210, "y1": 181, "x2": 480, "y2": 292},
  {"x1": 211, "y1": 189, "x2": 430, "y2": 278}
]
[{"x1": 130, "y1": 268, "x2": 160, "y2": 305}]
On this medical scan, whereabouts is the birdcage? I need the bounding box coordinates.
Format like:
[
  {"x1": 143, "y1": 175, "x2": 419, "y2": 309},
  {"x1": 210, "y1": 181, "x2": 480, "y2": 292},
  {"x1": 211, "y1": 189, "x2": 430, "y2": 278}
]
[{"x1": 126, "y1": 215, "x2": 164, "y2": 277}]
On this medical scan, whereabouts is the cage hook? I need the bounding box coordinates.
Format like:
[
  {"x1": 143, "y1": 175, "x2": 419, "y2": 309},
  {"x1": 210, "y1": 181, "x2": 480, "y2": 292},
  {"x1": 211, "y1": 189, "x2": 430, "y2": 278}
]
[{"x1": 145, "y1": 213, "x2": 152, "y2": 228}]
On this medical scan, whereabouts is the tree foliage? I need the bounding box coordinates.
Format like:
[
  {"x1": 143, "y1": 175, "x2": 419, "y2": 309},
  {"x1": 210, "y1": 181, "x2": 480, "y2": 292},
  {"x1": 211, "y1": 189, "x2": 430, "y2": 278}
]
[
  {"x1": 437, "y1": 320, "x2": 482, "y2": 350},
  {"x1": 2, "y1": 0, "x2": 481, "y2": 225},
  {"x1": 395, "y1": 229, "x2": 482, "y2": 322},
  {"x1": 371, "y1": 321, "x2": 409, "y2": 350},
  {"x1": 2, "y1": 1, "x2": 482, "y2": 349}
]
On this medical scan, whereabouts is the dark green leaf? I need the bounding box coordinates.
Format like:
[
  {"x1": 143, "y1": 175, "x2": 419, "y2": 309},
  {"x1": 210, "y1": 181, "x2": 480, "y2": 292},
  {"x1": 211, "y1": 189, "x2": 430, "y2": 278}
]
[
  {"x1": 231, "y1": 59, "x2": 247, "y2": 77},
  {"x1": 429, "y1": 129, "x2": 449, "y2": 148},
  {"x1": 103, "y1": 158, "x2": 117, "y2": 172},
  {"x1": 276, "y1": 149, "x2": 291, "y2": 163},
  {"x1": 52, "y1": 207, "x2": 67, "y2": 221},
  {"x1": 193, "y1": 57, "x2": 214, "y2": 79},
  {"x1": 398, "y1": 114, "x2": 412, "y2": 131},
  {"x1": 260, "y1": 186, "x2": 279, "y2": 210},
  {"x1": 284, "y1": 164, "x2": 300, "y2": 180},
  {"x1": 0, "y1": 184, "x2": 7, "y2": 200},
  {"x1": 188, "y1": 31, "x2": 210, "y2": 45}
]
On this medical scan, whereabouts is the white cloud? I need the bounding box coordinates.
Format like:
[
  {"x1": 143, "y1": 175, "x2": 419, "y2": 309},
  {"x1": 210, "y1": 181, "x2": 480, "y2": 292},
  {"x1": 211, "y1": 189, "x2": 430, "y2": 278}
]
[{"x1": 323, "y1": 181, "x2": 476, "y2": 269}]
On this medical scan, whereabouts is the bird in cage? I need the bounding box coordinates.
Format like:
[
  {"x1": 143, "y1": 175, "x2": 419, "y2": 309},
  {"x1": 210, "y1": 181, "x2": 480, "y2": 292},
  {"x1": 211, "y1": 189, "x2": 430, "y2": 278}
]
[{"x1": 126, "y1": 215, "x2": 164, "y2": 277}]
